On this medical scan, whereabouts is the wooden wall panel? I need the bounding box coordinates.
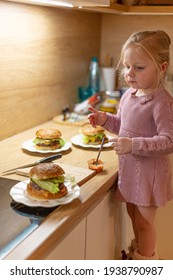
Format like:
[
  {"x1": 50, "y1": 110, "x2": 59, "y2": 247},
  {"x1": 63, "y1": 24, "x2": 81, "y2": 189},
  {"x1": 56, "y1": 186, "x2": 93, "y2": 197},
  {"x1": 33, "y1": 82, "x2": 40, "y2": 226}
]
[
  {"x1": 100, "y1": 14, "x2": 173, "y2": 91},
  {"x1": 0, "y1": 1, "x2": 101, "y2": 140}
]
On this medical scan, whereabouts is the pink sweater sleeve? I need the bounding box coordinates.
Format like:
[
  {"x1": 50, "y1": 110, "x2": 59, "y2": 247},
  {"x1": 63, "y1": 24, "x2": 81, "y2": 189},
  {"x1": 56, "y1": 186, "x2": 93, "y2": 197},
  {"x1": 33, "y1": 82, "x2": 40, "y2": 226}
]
[
  {"x1": 103, "y1": 113, "x2": 121, "y2": 134},
  {"x1": 132, "y1": 99, "x2": 173, "y2": 156}
]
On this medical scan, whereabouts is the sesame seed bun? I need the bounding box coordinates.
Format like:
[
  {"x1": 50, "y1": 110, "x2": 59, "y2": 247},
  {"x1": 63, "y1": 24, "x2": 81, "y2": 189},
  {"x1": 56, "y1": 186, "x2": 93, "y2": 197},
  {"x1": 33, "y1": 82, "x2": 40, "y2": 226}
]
[
  {"x1": 81, "y1": 124, "x2": 105, "y2": 136},
  {"x1": 26, "y1": 163, "x2": 67, "y2": 200},
  {"x1": 80, "y1": 124, "x2": 108, "y2": 145},
  {"x1": 29, "y1": 162, "x2": 65, "y2": 180},
  {"x1": 36, "y1": 128, "x2": 62, "y2": 139}
]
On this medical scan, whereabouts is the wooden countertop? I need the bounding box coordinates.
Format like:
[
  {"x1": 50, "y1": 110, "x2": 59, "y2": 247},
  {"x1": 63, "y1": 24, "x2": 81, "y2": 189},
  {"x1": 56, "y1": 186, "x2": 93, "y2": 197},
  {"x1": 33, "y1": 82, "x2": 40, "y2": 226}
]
[{"x1": 0, "y1": 120, "x2": 118, "y2": 260}]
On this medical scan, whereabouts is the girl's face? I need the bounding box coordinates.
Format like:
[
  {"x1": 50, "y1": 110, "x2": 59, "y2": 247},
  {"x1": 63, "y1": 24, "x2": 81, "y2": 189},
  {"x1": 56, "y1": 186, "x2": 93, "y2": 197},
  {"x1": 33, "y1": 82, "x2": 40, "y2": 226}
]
[{"x1": 123, "y1": 45, "x2": 159, "y2": 94}]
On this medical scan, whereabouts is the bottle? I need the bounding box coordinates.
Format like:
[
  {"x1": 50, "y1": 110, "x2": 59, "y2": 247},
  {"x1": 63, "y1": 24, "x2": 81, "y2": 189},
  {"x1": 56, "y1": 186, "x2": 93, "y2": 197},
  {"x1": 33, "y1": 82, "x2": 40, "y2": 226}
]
[{"x1": 87, "y1": 57, "x2": 100, "y2": 95}]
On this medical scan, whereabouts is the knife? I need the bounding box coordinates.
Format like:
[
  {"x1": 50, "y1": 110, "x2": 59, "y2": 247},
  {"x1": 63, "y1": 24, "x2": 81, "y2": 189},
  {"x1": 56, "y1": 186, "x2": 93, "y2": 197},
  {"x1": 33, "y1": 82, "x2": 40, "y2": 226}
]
[{"x1": 2, "y1": 153, "x2": 62, "y2": 174}]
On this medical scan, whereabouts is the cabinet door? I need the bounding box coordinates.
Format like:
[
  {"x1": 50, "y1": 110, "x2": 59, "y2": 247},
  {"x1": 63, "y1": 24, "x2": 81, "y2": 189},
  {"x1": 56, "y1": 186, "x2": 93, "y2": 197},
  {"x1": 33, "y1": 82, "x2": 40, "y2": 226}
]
[
  {"x1": 85, "y1": 189, "x2": 116, "y2": 260},
  {"x1": 45, "y1": 219, "x2": 86, "y2": 260}
]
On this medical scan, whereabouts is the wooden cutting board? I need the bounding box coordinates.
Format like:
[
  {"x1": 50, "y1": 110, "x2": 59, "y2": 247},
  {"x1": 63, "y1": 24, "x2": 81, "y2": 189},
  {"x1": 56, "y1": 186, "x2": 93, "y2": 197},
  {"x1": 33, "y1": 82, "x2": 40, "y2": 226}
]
[
  {"x1": 53, "y1": 115, "x2": 89, "y2": 126},
  {"x1": 16, "y1": 163, "x2": 95, "y2": 186}
]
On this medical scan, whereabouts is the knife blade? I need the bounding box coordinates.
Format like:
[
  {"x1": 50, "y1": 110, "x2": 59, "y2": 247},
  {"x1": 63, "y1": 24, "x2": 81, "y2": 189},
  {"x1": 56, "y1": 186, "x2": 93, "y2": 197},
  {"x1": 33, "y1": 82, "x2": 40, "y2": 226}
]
[{"x1": 2, "y1": 153, "x2": 62, "y2": 174}]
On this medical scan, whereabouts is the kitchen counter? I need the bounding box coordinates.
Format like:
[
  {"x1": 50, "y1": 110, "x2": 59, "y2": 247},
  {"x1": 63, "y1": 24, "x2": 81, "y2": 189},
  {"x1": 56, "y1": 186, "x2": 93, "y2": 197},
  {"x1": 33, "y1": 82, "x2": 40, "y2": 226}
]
[{"x1": 0, "y1": 120, "x2": 119, "y2": 260}]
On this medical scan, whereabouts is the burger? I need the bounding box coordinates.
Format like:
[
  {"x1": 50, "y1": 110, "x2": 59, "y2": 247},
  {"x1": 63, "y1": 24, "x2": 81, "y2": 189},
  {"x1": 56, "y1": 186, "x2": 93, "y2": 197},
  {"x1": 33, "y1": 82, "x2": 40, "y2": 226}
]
[
  {"x1": 26, "y1": 163, "x2": 68, "y2": 200},
  {"x1": 33, "y1": 128, "x2": 65, "y2": 150},
  {"x1": 80, "y1": 124, "x2": 108, "y2": 145}
]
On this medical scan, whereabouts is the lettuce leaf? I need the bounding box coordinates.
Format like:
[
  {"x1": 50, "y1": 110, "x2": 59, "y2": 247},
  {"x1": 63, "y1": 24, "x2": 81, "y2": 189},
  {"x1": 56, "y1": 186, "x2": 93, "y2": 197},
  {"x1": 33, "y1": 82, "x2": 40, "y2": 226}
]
[
  {"x1": 33, "y1": 138, "x2": 65, "y2": 147},
  {"x1": 59, "y1": 138, "x2": 65, "y2": 147},
  {"x1": 32, "y1": 177, "x2": 64, "y2": 194},
  {"x1": 33, "y1": 138, "x2": 51, "y2": 144},
  {"x1": 82, "y1": 133, "x2": 104, "y2": 144}
]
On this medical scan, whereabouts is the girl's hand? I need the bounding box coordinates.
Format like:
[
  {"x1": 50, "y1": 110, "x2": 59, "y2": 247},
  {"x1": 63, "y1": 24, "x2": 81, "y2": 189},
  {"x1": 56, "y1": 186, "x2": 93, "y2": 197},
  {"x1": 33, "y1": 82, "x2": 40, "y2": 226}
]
[
  {"x1": 88, "y1": 107, "x2": 107, "y2": 127},
  {"x1": 109, "y1": 137, "x2": 132, "y2": 155}
]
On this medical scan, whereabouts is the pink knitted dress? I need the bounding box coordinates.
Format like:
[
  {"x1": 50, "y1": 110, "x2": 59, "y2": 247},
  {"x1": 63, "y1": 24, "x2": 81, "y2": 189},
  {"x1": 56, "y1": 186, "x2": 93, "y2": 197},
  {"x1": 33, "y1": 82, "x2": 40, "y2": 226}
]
[{"x1": 103, "y1": 86, "x2": 173, "y2": 207}]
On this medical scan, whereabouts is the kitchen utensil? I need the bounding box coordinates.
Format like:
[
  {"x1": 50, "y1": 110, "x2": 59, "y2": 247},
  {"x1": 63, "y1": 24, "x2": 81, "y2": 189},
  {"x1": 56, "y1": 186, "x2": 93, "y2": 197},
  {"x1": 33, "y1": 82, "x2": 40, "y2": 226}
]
[
  {"x1": 2, "y1": 153, "x2": 62, "y2": 174},
  {"x1": 95, "y1": 137, "x2": 105, "y2": 165},
  {"x1": 100, "y1": 67, "x2": 115, "y2": 91}
]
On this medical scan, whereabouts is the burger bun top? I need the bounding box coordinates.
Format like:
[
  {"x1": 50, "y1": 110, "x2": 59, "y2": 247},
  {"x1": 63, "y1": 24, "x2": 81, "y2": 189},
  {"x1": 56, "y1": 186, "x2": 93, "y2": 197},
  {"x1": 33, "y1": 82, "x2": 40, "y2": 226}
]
[
  {"x1": 29, "y1": 163, "x2": 65, "y2": 180},
  {"x1": 36, "y1": 128, "x2": 62, "y2": 140},
  {"x1": 81, "y1": 124, "x2": 105, "y2": 136}
]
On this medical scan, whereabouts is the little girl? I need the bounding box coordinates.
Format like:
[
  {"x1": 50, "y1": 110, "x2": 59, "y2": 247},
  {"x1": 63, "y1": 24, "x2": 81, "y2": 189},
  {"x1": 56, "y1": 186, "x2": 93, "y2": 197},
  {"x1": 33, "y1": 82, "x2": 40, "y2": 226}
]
[{"x1": 88, "y1": 30, "x2": 173, "y2": 260}]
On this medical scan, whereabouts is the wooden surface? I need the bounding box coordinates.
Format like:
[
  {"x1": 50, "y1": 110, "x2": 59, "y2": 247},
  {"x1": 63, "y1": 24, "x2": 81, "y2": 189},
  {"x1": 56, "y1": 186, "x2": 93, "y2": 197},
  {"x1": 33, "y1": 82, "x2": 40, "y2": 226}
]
[
  {"x1": 0, "y1": 1, "x2": 101, "y2": 140},
  {"x1": 0, "y1": 120, "x2": 118, "y2": 260}
]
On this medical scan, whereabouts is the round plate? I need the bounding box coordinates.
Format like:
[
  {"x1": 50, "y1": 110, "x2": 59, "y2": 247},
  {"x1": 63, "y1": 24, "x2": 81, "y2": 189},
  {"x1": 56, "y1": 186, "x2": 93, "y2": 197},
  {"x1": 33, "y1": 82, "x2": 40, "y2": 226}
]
[
  {"x1": 10, "y1": 180, "x2": 80, "y2": 208},
  {"x1": 22, "y1": 139, "x2": 71, "y2": 154},
  {"x1": 71, "y1": 134, "x2": 113, "y2": 149}
]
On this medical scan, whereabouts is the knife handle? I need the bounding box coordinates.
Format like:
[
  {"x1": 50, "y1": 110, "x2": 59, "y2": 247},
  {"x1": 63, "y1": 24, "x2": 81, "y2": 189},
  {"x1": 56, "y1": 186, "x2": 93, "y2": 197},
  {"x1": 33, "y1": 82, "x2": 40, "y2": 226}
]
[{"x1": 39, "y1": 153, "x2": 62, "y2": 163}]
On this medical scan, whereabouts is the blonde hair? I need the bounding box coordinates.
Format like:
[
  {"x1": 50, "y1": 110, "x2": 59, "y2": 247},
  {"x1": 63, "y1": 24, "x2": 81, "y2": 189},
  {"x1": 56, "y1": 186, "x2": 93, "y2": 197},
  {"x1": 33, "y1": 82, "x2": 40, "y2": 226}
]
[{"x1": 117, "y1": 30, "x2": 171, "y2": 87}]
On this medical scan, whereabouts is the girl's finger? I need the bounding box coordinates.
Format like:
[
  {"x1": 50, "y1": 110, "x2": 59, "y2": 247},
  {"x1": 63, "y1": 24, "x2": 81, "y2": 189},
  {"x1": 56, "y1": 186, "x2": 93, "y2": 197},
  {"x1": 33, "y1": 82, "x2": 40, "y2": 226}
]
[
  {"x1": 88, "y1": 113, "x2": 92, "y2": 119},
  {"x1": 88, "y1": 107, "x2": 99, "y2": 114}
]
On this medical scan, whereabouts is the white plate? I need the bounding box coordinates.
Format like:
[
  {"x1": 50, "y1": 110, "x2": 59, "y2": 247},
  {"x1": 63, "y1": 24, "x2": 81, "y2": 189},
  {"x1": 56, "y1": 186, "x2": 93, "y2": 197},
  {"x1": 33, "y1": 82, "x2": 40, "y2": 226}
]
[
  {"x1": 10, "y1": 180, "x2": 80, "y2": 208},
  {"x1": 22, "y1": 139, "x2": 71, "y2": 154},
  {"x1": 71, "y1": 134, "x2": 113, "y2": 149}
]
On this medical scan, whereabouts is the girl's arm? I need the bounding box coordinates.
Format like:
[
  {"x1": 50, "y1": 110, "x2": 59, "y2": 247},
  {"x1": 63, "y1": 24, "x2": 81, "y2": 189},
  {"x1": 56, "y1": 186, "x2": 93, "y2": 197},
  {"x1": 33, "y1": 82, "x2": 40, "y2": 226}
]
[
  {"x1": 102, "y1": 113, "x2": 121, "y2": 135},
  {"x1": 132, "y1": 99, "x2": 173, "y2": 157}
]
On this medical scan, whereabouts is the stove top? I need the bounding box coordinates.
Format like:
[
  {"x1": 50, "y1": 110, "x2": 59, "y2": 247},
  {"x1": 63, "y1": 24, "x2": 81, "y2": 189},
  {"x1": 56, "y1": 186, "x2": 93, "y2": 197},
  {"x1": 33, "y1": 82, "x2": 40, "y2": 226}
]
[{"x1": 0, "y1": 177, "x2": 57, "y2": 259}]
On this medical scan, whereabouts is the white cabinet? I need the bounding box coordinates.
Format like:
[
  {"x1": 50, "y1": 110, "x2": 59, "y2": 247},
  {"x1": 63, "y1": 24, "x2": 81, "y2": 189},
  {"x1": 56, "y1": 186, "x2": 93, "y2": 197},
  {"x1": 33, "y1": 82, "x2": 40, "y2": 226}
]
[
  {"x1": 44, "y1": 188, "x2": 117, "y2": 260},
  {"x1": 45, "y1": 219, "x2": 86, "y2": 260},
  {"x1": 86, "y1": 190, "x2": 116, "y2": 259}
]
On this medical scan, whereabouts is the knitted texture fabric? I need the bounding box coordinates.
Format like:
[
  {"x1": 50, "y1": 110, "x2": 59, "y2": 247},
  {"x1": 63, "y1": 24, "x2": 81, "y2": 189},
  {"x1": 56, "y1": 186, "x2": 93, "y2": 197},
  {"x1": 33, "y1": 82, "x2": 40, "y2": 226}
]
[
  {"x1": 103, "y1": 86, "x2": 173, "y2": 207},
  {"x1": 133, "y1": 249, "x2": 158, "y2": 260}
]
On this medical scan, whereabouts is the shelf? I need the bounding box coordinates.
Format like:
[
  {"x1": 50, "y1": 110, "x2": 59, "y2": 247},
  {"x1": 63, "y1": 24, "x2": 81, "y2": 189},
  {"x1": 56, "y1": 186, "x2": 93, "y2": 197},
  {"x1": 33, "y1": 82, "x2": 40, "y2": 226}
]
[
  {"x1": 81, "y1": 3, "x2": 173, "y2": 15},
  {"x1": 5, "y1": 0, "x2": 110, "y2": 8},
  {"x1": 5, "y1": 1, "x2": 173, "y2": 14},
  {"x1": 128, "y1": 5, "x2": 173, "y2": 14}
]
